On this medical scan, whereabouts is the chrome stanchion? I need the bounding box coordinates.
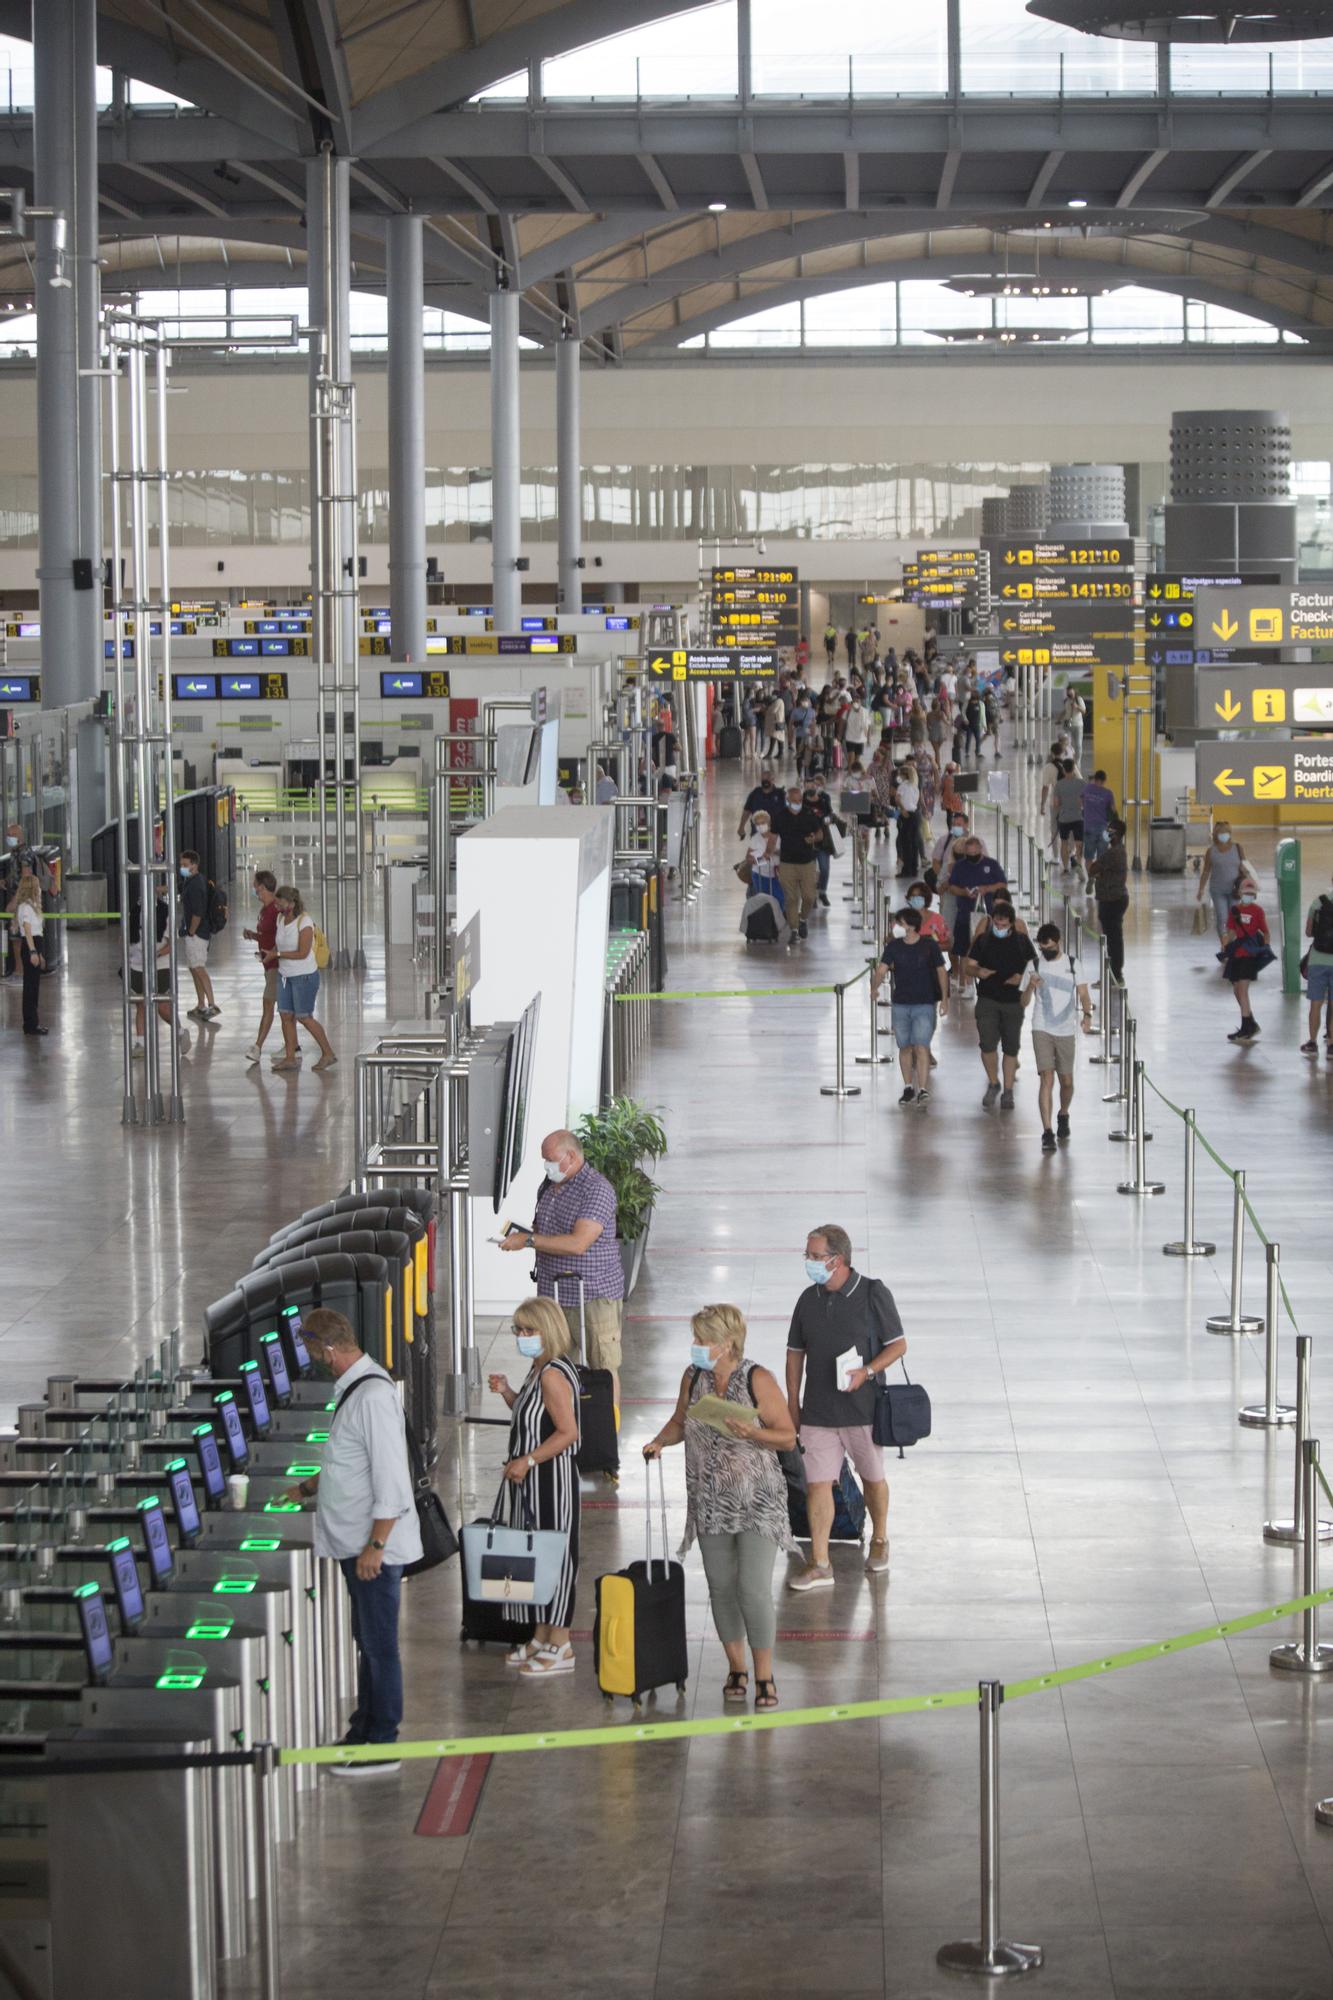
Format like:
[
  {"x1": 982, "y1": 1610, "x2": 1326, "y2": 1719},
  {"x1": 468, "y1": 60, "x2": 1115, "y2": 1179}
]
[
  {"x1": 1117, "y1": 1062, "x2": 1164, "y2": 1196},
  {"x1": 1270, "y1": 1441, "x2": 1333, "y2": 1675},
  {"x1": 856, "y1": 961, "x2": 892, "y2": 1065},
  {"x1": 1239, "y1": 1244, "x2": 1297, "y2": 1428},
  {"x1": 936, "y1": 1681, "x2": 1043, "y2": 1981},
  {"x1": 1088, "y1": 952, "x2": 1113, "y2": 1067},
  {"x1": 253, "y1": 1745, "x2": 281, "y2": 2000},
  {"x1": 1265, "y1": 1337, "x2": 1333, "y2": 1544},
  {"x1": 1205, "y1": 1171, "x2": 1264, "y2": 1335},
  {"x1": 1163, "y1": 1110, "x2": 1217, "y2": 1257},
  {"x1": 820, "y1": 981, "x2": 862, "y2": 1099},
  {"x1": 1107, "y1": 1014, "x2": 1134, "y2": 1139}
]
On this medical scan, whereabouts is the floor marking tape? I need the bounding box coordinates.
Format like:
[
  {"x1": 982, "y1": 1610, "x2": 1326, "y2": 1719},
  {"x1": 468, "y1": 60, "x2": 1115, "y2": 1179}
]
[{"x1": 414, "y1": 1752, "x2": 491, "y2": 1837}]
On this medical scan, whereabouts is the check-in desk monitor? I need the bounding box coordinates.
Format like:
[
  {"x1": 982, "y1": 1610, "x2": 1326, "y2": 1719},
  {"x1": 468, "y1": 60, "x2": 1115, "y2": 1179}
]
[
  {"x1": 192, "y1": 1424, "x2": 227, "y2": 1508},
  {"x1": 259, "y1": 1331, "x2": 292, "y2": 1406},
  {"x1": 165, "y1": 1460, "x2": 203, "y2": 1547},
  {"x1": 75, "y1": 1583, "x2": 114, "y2": 1685},
  {"x1": 212, "y1": 1391, "x2": 249, "y2": 1470},
  {"x1": 106, "y1": 1537, "x2": 145, "y2": 1633},
  {"x1": 137, "y1": 1497, "x2": 174, "y2": 1587},
  {"x1": 238, "y1": 1360, "x2": 272, "y2": 1436}
]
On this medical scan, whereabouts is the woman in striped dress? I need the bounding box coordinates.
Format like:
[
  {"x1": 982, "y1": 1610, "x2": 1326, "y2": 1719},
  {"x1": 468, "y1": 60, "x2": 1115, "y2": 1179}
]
[{"x1": 489, "y1": 1297, "x2": 581, "y2": 1679}]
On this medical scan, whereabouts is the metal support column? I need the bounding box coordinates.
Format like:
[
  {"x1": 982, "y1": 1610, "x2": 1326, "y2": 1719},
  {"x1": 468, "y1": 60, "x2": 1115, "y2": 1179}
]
[
  {"x1": 556, "y1": 329, "x2": 583, "y2": 611},
  {"x1": 490, "y1": 288, "x2": 522, "y2": 631},
  {"x1": 386, "y1": 212, "x2": 426, "y2": 667},
  {"x1": 307, "y1": 148, "x2": 363, "y2": 969}
]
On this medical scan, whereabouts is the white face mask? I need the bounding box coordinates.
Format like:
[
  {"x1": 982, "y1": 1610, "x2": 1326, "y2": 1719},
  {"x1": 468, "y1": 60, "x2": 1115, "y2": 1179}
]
[
  {"x1": 891, "y1": 923, "x2": 906, "y2": 939},
  {"x1": 543, "y1": 1157, "x2": 568, "y2": 1184}
]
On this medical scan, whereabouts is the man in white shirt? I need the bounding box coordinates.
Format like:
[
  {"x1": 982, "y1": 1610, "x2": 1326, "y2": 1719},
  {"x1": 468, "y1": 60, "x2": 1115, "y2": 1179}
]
[
  {"x1": 284, "y1": 1307, "x2": 422, "y2": 1771},
  {"x1": 1024, "y1": 922, "x2": 1093, "y2": 1152}
]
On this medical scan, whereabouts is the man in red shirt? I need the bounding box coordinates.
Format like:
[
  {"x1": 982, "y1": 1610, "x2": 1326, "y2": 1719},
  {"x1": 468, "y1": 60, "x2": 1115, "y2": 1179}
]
[{"x1": 243, "y1": 869, "x2": 280, "y2": 1064}]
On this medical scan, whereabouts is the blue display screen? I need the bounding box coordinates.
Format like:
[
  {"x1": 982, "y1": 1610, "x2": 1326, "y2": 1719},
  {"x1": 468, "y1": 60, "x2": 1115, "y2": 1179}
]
[
  {"x1": 282, "y1": 1307, "x2": 310, "y2": 1374},
  {"x1": 239, "y1": 1360, "x2": 272, "y2": 1435},
  {"x1": 192, "y1": 1424, "x2": 227, "y2": 1502},
  {"x1": 260, "y1": 1331, "x2": 292, "y2": 1404},
  {"x1": 174, "y1": 674, "x2": 218, "y2": 700},
  {"x1": 0, "y1": 676, "x2": 35, "y2": 701},
  {"x1": 279, "y1": 619, "x2": 306, "y2": 634},
  {"x1": 521, "y1": 616, "x2": 546, "y2": 632},
  {"x1": 254, "y1": 619, "x2": 279, "y2": 634},
  {"x1": 108, "y1": 1542, "x2": 145, "y2": 1630},
  {"x1": 380, "y1": 671, "x2": 422, "y2": 697},
  {"x1": 138, "y1": 1498, "x2": 174, "y2": 1586},
  {"x1": 167, "y1": 1460, "x2": 203, "y2": 1543},
  {"x1": 260, "y1": 639, "x2": 289, "y2": 656},
  {"x1": 228, "y1": 638, "x2": 260, "y2": 657},
  {"x1": 104, "y1": 639, "x2": 134, "y2": 659},
  {"x1": 76, "y1": 1587, "x2": 114, "y2": 1684},
  {"x1": 605, "y1": 616, "x2": 630, "y2": 631},
  {"x1": 213, "y1": 1392, "x2": 249, "y2": 1469},
  {"x1": 221, "y1": 674, "x2": 261, "y2": 699}
]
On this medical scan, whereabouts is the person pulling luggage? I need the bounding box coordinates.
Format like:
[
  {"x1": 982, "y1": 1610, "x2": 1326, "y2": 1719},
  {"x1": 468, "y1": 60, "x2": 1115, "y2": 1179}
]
[
  {"x1": 785, "y1": 1226, "x2": 907, "y2": 1590},
  {"x1": 644, "y1": 1304, "x2": 795, "y2": 1712}
]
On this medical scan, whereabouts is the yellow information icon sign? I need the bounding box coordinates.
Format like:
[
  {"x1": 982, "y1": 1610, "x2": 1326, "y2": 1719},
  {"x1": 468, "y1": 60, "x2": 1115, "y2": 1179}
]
[
  {"x1": 1251, "y1": 689, "x2": 1286, "y2": 723},
  {"x1": 1253, "y1": 766, "x2": 1287, "y2": 801}
]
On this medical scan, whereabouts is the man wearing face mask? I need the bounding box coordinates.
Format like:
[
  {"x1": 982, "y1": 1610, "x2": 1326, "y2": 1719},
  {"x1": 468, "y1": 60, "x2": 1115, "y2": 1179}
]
[
  {"x1": 942, "y1": 834, "x2": 1008, "y2": 971},
  {"x1": 872, "y1": 907, "x2": 949, "y2": 1105},
  {"x1": 736, "y1": 770, "x2": 783, "y2": 841},
  {"x1": 963, "y1": 899, "x2": 1037, "y2": 1110},
  {"x1": 786, "y1": 1225, "x2": 906, "y2": 1588},
  {"x1": 178, "y1": 849, "x2": 219, "y2": 1023},
  {"x1": 771, "y1": 781, "x2": 826, "y2": 943},
  {"x1": 1025, "y1": 922, "x2": 1093, "y2": 1150},
  {"x1": 799, "y1": 770, "x2": 838, "y2": 907},
  {"x1": 500, "y1": 1129, "x2": 625, "y2": 1410}
]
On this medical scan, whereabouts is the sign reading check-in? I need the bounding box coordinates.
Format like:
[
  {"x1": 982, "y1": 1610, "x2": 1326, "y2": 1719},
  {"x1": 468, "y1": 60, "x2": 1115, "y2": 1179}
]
[
  {"x1": 1195, "y1": 739, "x2": 1333, "y2": 810},
  {"x1": 1194, "y1": 587, "x2": 1333, "y2": 649}
]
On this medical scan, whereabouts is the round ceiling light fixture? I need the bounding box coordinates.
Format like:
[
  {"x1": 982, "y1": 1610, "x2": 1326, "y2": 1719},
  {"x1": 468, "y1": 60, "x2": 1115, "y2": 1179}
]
[
  {"x1": 1026, "y1": 0, "x2": 1333, "y2": 41},
  {"x1": 707, "y1": 200, "x2": 728, "y2": 213}
]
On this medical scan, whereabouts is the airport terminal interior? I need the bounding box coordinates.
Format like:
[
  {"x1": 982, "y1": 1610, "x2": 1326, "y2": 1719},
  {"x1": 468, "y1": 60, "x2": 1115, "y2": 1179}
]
[{"x1": 2, "y1": 3, "x2": 1333, "y2": 1996}]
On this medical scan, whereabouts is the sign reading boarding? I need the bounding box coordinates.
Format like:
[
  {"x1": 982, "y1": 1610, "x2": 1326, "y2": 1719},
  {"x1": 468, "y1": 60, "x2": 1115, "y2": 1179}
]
[
  {"x1": 1196, "y1": 739, "x2": 1333, "y2": 809},
  {"x1": 646, "y1": 649, "x2": 779, "y2": 680},
  {"x1": 1195, "y1": 667, "x2": 1333, "y2": 730},
  {"x1": 1195, "y1": 587, "x2": 1333, "y2": 649}
]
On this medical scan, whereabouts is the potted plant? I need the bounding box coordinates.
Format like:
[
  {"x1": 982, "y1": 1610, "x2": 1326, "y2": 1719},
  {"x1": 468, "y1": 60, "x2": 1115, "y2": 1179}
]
[{"x1": 574, "y1": 1097, "x2": 667, "y2": 1296}]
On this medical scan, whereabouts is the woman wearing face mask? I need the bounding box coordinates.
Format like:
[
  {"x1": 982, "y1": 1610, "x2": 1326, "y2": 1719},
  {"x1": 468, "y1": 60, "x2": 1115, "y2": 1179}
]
[
  {"x1": 1197, "y1": 821, "x2": 1256, "y2": 943},
  {"x1": 11, "y1": 869, "x2": 46, "y2": 1037},
  {"x1": 264, "y1": 884, "x2": 337, "y2": 1073},
  {"x1": 1221, "y1": 882, "x2": 1273, "y2": 1043},
  {"x1": 904, "y1": 881, "x2": 951, "y2": 951},
  {"x1": 644, "y1": 1305, "x2": 795, "y2": 1711},
  {"x1": 487, "y1": 1297, "x2": 581, "y2": 1678},
  {"x1": 745, "y1": 810, "x2": 780, "y2": 902}
]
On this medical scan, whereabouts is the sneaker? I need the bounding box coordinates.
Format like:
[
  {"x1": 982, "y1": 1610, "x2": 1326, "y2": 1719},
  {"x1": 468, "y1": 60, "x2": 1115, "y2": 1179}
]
[
  {"x1": 519, "y1": 1643, "x2": 575, "y2": 1678},
  {"x1": 915, "y1": 1086, "x2": 930, "y2": 1108},
  {"x1": 982, "y1": 1082, "x2": 1001, "y2": 1109},
  {"x1": 330, "y1": 1757, "x2": 401, "y2": 1778},
  {"x1": 898, "y1": 1086, "x2": 916, "y2": 1106},
  {"x1": 244, "y1": 1043, "x2": 263, "y2": 1064},
  {"x1": 865, "y1": 1538, "x2": 891, "y2": 1575},
  {"x1": 131, "y1": 1040, "x2": 145, "y2": 1060},
  {"x1": 787, "y1": 1563, "x2": 835, "y2": 1593},
  {"x1": 186, "y1": 1005, "x2": 207, "y2": 1021},
  {"x1": 1041, "y1": 1128, "x2": 1057, "y2": 1152},
  {"x1": 203, "y1": 1005, "x2": 221, "y2": 1019},
  {"x1": 999, "y1": 1088, "x2": 1015, "y2": 1110},
  {"x1": 818, "y1": 893, "x2": 830, "y2": 908},
  {"x1": 798, "y1": 921, "x2": 808, "y2": 940},
  {"x1": 1056, "y1": 1112, "x2": 1070, "y2": 1140}
]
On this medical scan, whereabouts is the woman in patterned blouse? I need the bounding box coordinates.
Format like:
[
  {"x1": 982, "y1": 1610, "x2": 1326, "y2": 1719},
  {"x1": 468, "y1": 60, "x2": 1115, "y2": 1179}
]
[{"x1": 644, "y1": 1305, "x2": 796, "y2": 1712}]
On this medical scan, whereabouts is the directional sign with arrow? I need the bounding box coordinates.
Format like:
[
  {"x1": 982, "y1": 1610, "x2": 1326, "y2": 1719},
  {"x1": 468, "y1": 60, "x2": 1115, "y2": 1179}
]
[
  {"x1": 1196, "y1": 738, "x2": 1333, "y2": 811},
  {"x1": 644, "y1": 648, "x2": 778, "y2": 680},
  {"x1": 1196, "y1": 586, "x2": 1333, "y2": 649},
  {"x1": 1194, "y1": 665, "x2": 1333, "y2": 731}
]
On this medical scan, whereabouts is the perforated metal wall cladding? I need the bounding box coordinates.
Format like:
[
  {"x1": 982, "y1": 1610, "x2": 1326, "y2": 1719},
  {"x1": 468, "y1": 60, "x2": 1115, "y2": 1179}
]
[{"x1": 1170, "y1": 410, "x2": 1292, "y2": 503}]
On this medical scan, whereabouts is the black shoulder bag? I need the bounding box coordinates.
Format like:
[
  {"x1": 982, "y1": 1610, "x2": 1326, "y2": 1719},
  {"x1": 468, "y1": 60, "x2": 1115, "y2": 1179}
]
[
  {"x1": 861, "y1": 1285, "x2": 931, "y2": 1457},
  {"x1": 335, "y1": 1374, "x2": 458, "y2": 1577}
]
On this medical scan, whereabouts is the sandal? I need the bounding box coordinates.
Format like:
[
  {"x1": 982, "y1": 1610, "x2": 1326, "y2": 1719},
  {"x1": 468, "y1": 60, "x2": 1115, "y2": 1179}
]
[
  {"x1": 755, "y1": 1680, "x2": 779, "y2": 1710},
  {"x1": 506, "y1": 1640, "x2": 539, "y2": 1667},
  {"x1": 519, "y1": 1643, "x2": 575, "y2": 1678},
  {"x1": 723, "y1": 1670, "x2": 749, "y2": 1703}
]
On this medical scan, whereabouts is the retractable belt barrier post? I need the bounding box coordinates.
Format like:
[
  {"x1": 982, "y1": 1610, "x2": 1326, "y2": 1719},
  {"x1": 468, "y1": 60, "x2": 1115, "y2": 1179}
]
[
  {"x1": 1162, "y1": 1110, "x2": 1216, "y2": 1258},
  {"x1": 1239, "y1": 1244, "x2": 1297, "y2": 1430},
  {"x1": 936, "y1": 1680, "x2": 1043, "y2": 1981},
  {"x1": 1117, "y1": 1060, "x2": 1164, "y2": 1198},
  {"x1": 1265, "y1": 1337, "x2": 1333, "y2": 1546},
  {"x1": 1205, "y1": 1171, "x2": 1264, "y2": 1337},
  {"x1": 1107, "y1": 1013, "x2": 1135, "y2": 1141},
  {"x1": 1271, "y1": 1442, "x2": 1333, "y2": 1676}
]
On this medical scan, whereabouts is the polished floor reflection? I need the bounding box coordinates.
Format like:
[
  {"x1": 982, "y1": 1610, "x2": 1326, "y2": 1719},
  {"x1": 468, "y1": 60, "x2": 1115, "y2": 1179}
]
[{"x1": 5, "y1": 747, "x2": 1333, "y2": 1999}]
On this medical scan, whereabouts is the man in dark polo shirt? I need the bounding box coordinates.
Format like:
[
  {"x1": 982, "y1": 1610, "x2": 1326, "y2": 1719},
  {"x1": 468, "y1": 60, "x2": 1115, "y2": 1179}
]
[
  {"x1": 771, "y1": 782, "x2": 826, "y2": 943},
  {"x1": 736, "y1": 770, "x2": 783, "y2": 840},
  {"x1": 785, "y1": 1223, "x2": 907, "y2": 1589},
  {"x1": 499, "y1": 1127, "x2": 625, "y2": 1409},
  {"x1": 963, "y1": 899, "x2": 1037, "y2": 1112}
]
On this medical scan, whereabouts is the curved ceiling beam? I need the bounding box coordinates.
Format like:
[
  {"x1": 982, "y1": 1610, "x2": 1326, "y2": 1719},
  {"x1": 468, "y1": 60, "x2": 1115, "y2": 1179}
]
[
  {"x1": 353, "y1": 0, "x2": 700, "y2": 152},
  {"x1": 628, "y1": 255, "x2": 1326, "y2": 350},
  {"x1": 1186, "y1": 213, "x2": 1333, "y2": 278},
  {"x1": 576, "y1": 210, "x2": 1297, "y2": 335},
  {"x1": 517, "y1": 209, "x2": 671, "y2": 288}
]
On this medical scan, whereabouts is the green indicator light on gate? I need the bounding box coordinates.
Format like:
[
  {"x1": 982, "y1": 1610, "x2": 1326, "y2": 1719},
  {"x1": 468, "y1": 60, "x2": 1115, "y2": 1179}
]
[
  {"x1": 239, "y1": 1361, "x2": 258, "y2": 1375},
  {"x1": 156, "y1": 1671, "x2": 205, "y2": 1690},
  {"x1": 73, "y1": 1581, "x2": 98, "y2": 1600},
  {"x1": 285, "y1": 1463, "x2": 319, "y2": 1477},
  {"x1": 212, "y1": 1578, "x2": 257, "y2": 1595},
  {"x1": 239, "y1": 1537, "x2": 280, "y2": 1552},
  {"x1": 263, "y1": 1501, "x2": 301, "y2": 1513},
  {"x1": 104, "y1": 1536, "x2": 131, "y2": 1554},
  {"x1": 186, "y1": 1620, "x2": 233, "y2": 1640},
  {"x1": 304, "y1": 1430, "x2": 329, "y2": 1443},
  {"x1": 164, "y1": 1456, "x2": 188, "y2": 1474}
]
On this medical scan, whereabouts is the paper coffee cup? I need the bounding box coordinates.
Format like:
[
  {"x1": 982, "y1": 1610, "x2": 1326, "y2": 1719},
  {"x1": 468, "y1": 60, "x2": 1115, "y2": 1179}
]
[{"x1": 227, "y1": 1473, "x2": 250, "y2": 1512}]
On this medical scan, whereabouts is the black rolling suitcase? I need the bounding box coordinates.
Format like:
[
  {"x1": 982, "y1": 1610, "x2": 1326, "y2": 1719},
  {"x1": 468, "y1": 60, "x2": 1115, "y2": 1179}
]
[
  {"x1": 556, "y1": 1274, "x2": 619, "y2": 1480},
  {"x1": 594, "y1": 1459, "x2": 689, "y2": 1705},
  {"x1": 718, "y1": 725, "x2": 742, "y2": 759}
]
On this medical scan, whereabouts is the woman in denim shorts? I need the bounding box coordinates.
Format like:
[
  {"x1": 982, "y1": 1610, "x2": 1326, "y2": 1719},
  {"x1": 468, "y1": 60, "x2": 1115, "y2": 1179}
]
[{"x1": 264, "y1": 884, "x2": 337, "y2": 1073}]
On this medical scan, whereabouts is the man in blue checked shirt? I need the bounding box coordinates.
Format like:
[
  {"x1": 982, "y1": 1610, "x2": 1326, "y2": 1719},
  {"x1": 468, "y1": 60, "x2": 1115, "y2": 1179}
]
[{"x1": 500, "y1": 1128, "x2": 625, "y2": 1409}]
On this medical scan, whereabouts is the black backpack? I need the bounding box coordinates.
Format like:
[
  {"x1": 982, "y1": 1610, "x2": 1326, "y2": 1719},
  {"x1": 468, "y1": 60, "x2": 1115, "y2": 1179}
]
[
  {"x1": 1313, "y1": 895, "x2": 1333, "y2": 957},
  {"x1": 205, "y1": 880, "x2": 229, "y2": 936}
]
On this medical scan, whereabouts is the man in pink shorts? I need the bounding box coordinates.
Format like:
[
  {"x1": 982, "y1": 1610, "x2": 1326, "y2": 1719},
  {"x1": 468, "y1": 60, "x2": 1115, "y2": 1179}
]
[{"x1": 785, "y1": 1223, "x2": 907, "y2": 1588}]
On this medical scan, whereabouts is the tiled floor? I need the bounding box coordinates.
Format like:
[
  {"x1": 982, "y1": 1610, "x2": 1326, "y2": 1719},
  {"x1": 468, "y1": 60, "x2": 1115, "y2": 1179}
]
[{"x1": 5, "y1": 739, "x2": 1333, "y2": 1998}]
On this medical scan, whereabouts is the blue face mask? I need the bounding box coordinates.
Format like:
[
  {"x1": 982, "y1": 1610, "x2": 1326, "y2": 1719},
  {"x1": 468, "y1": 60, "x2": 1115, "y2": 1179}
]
[
  {"x1": 992, "y1": 923, "x2": 1011, "y2": 937},
  {"x1": 805, "y1": 1258, "x2": 833, "y2": 1285},
  {"x1": 908, "y1": 895, "x2": 925, "y2": 910},
  {"x1": 515, "y1": 1333, "x2": 543, "y2": 1359},
  {"x1": 688, "y1": 1344, "x2": 714, "y2": 1370}
]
